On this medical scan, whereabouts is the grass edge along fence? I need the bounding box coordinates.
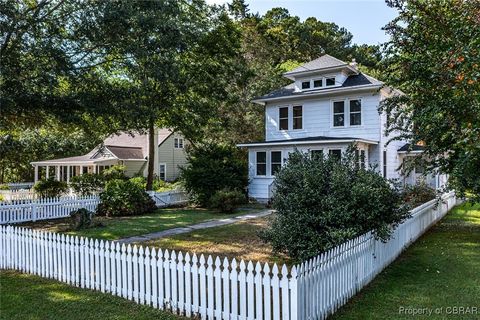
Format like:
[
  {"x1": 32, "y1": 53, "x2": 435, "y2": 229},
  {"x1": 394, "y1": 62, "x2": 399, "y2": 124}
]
[
  {"x1": 0, "y1": 192, "x2": 457, "y2": 320},
  {"x1": 0, "y1": 191, "x2": 189, "y2": 224}
]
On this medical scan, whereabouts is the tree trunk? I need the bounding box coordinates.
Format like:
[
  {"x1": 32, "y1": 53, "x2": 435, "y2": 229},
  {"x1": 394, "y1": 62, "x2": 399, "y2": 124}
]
[{"x1": 146, "y1": 117, "x2": 155, "y2": 190}]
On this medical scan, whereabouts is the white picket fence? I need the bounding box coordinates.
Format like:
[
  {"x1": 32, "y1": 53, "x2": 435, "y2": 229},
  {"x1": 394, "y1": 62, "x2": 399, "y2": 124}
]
[
  {"x1": 0, "y1": 192, "x2": 458, "y2": 319},
  {"x1": 0, "y1": 189, "x2": 38, "y2": 202},
  {"x1": 0, "y1": 226, "x2": 297, "y2": 320},
  {"x1": 0, "y1": 196, "x2": 100, "y2": 224},
  {"x1": 0, "y1": 190, "x2": 189, "y2": 225},
  {"x1": 296, "y1": 191, "x2": 458, "y2": 319},
  {"x1": 148, "y1": 190, "x2": 189, "y2": 207},
  {"x1": 5, "y1": 182, "x2": 35, "y2": 190}
]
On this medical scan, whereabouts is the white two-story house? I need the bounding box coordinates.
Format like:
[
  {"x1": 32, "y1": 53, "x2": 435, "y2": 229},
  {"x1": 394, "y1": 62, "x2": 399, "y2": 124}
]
[{"x1": 238, "y1": 54, "x2": 445, "y2": 202}]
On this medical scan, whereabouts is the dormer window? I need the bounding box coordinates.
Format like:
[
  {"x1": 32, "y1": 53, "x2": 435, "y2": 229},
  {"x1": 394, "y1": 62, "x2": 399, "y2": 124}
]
[
  {"x1": 326, "y1": 77, "x2": 336, "y2": 86},
  {"x1": 313, "y1": 79, "x2": 323, "y2": 88},
  {"x1": 301, "y1": 81, "x2": 311, "y2": 90}
]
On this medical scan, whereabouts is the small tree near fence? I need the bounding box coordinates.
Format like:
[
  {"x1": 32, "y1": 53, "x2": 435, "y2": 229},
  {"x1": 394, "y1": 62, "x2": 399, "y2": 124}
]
[{"x1": 261, "y1": 147, "x2": 410, "y2": 262}]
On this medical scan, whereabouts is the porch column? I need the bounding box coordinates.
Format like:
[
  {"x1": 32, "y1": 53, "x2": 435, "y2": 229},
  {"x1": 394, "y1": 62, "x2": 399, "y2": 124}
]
[
  {"x1": 34, "y1": 166, "x2": 39, "y2": 183},
  {"x1": 46, "y1": 166, "x2": 50, "y2": 179},
  {"x1": 56, "y1": 166, "x2": 60, "y2": 181},
  {"x1": 67, "y1": 166, "x2": 70, "y2": 183}
]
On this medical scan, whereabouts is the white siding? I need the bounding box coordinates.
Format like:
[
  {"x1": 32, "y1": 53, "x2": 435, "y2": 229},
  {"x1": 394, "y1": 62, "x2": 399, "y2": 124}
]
[{"x1": 265, "y1": 91, "x2": 381, "y2": 142}]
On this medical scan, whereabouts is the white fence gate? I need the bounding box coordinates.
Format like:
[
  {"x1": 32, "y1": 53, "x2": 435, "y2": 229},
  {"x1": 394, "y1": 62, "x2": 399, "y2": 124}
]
[
  {"x1": 0, "y1": 192, "x2": 458, "y2": 319},
  {"x1": 148, "y1": 190, "x2": 189, "y2": 207}
]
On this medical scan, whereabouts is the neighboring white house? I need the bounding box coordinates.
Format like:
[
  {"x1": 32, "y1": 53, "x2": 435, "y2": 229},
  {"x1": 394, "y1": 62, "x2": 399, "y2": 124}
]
[
  {"x1": 238, "y1": 54, "x2": 446, "y2": 202},
  {"x1": 31, "y1": 128, "x2": 188, "y2": 183}
]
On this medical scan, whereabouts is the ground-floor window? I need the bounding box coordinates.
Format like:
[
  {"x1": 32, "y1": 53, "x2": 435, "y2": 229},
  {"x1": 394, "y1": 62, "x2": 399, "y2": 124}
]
[
  {"x1": 383, "y1": 150, "x2": 387, "y2": 177},
  {"x1": 271, "y1": 151, "x2": 282, "y2": 175},
  {"x1": 159, "y1": 163, "x2": 166, "y2": 181},
  {"x1": 329, "y1": 149, "x2": 342, "y2": 160},
  {"x1": 311, "y1": 149, "x2": 324, "y2": 160},
  {"x1": 256, "y1": 152, "x2": 267, "y2": 176}
]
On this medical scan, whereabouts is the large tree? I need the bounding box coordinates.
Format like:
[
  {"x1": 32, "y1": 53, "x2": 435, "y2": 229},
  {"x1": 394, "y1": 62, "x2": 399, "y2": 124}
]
[{"x1": 381, "y1": 0, "x2": 480, "y2": 199}]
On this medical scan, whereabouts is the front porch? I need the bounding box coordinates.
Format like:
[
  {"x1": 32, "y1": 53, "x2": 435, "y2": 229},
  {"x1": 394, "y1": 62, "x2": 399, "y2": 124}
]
[{"x1": 31, "y1": 158, "x2": 119, "y2": 183}]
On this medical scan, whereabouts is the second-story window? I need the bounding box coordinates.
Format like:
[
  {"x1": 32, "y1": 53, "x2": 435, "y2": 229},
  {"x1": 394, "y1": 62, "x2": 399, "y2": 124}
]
[
  {"x1": 279, "y1": 107, "x2": 289, "y2": 130},
  {"x1": 293, "y1": 105, "x2": 303, "y2": 130},
  {"x1": 350, "y1": 99, "x2": 362, "y2": 126},
  {"x1": 174, "y1": 138, "x2": 184, "y2": 148},
  {"x1": 333, "y1": 101, "x2": 345, "y2": 127}
]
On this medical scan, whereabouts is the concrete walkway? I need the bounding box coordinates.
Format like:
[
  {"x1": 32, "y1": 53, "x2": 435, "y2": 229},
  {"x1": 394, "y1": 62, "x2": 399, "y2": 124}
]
[{"x1": 117, "y1": 209, "x2": 273, "y2": 244}]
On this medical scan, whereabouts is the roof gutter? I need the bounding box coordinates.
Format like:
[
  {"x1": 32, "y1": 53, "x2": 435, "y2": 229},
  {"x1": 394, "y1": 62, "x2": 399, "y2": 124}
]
[
  {"x1": 237, "y1": 138, "x2": 378, "y2": 148},
  {"x1": 252, "y1": 83, "x2": 382, "y2": 105}
]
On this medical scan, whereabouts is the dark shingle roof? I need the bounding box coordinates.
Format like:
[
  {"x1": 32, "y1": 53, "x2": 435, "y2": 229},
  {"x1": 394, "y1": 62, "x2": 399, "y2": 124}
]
[
  {"x1": 105, "y1": 146, "x2": 145, "y2": 159},
  {"x1": 284, "y1": 54, "x2": 347, "y2": 75},
  {"x1": 255, "y1": 73, "x2": 382, "y2": 101},
  {"x1": 398, "y1": 143, "x2": 425, "y2": 152}
]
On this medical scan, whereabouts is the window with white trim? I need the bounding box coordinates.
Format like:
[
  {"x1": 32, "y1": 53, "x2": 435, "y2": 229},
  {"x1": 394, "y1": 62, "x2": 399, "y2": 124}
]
[
  {"x1": 301, "y1": 81, "x2": 311, "y2": 90},
  {"x1": 350, "y1": 99, "x2": 362, "y2": 126},
  {"x1": 326, "y1": 77, "x2": 336, "y2": 86},
  {"x1": 279, "y1": 107, "x2": 289, "y2": 130},
  {"x1": 313, "y1": 79, "x2": 323, "y2": 88},
  {"x1": 333, "y1": 101, "x2": 345, "y2": 127},
  {"x1": 271, "y1": 151, "x2": 282, "y2": 176},
  {"x1": 329, "y1": 149, "x2": 342, "y2": 160},
  {"x1": 311, "y1": 149, "x2": 323, "y2": 160},
  {"x1": 292, "y1": 105, "x2": 303, "y2": 130},
  {"x1": 256, "y1": 152, "x2": 267, "y2": 176},
  {"x1": 159, "y1": 163, "x2": 166, "y2": 181},
  {"x1": 174, "y1": 138, "x2": 184, "y2": 149}
]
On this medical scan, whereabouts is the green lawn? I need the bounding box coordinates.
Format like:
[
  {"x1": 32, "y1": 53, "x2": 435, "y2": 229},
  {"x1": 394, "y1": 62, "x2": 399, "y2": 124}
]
[
  {"x1": 0, "y1": 270, "x2": 183, "y2": 320},
  {"x1": 142, "y1": 215, "x2": 290, "y2": 266},
  {"x1": 332, "y1": 202, "x2": 480, "y2": 320},
  {"x1": 20, "y1": 205, "x2": 265, "y2": 241}
]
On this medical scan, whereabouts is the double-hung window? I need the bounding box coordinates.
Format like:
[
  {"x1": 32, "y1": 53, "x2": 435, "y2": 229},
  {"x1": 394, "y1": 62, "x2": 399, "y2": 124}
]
[
  {"x1": 329, "y1": 149, "x2": 342, "y2": 160},
  {"x1": 333, "y1": 101, "x2": 345, "y2": 127},
  {"x1": 311, "y1": 149, "x2": 323, "y2": 160},
  {"x1": 293, "y1": 106, "x2": 303, "y2": 130},
  {"x1": 279, "y1": 107, "x2": 289, "y2": 130},
  {"x1": 174, "y1": 138, "x2": 184, "y2": 149},
  {"x1": 256, "y1": 152, "x2": 267, "y2": 176},
  {"x1": 271, "y1": 151, "x2": 282, "y2": 175},
  {"x1": 350, "y1": 99, "x2": 362, "y2": 126}
]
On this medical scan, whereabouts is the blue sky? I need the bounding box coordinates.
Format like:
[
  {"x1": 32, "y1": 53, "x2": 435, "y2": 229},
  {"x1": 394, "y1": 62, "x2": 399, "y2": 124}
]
[{"x1": 207, "y1": 0, "x2": 398, "y2": 45}]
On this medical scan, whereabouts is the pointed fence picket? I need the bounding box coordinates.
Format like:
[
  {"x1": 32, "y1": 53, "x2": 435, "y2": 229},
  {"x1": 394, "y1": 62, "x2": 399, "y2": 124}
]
[
  {"x1": 0, "y1": 191, "x2": 458, "y2": 319},
  {"x1": 0, "y1": 224, "x2": 296, "y2": 320}
]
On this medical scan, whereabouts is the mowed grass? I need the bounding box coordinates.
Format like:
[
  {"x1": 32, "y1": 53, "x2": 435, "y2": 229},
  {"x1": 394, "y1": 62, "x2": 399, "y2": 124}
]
[
  {"x1": 142, "y1": 216, "x2": 291, "y2": 266},
  {"x1": 19, "y1": 205, "x2": 265, "y2": 241},
  {"x1": 0, "y1": 270, "x2": 183, "y2": 320},
  {"x1": 332, "y1": 202, "x2": 480, "y2": 320}
]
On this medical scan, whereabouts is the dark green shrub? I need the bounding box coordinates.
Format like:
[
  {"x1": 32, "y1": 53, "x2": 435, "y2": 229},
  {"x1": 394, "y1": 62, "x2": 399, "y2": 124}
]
[
  {"x1": 96, "y1": 179, "x2": 156, "y2": 217},
  {"x1": 70, "y1": 173, "x2": 104, "y2": 196},
  {"x1": 181, "y1": 143, "x2": 248, "y2": 206},
  {"x1": 261, "y1": 148, "x2": 410, "y2": 262},
  {"x1": 33, "y1": 177, "x2": 68, "y2": 198},
  {"x1": 69, "y1": 208, "x2": 95, "y2": 230},
  {"x1": 153, "y1": 179, "x2": 182, "y2": 192},
  {"x1": 102, "y1": 165, "x2": 128, "y2": 181},
  {"x1": 402, "y1": 182, "x2": 436, "y2": 208},
  {"x1": 209, "y1": 188, "x2": 246, "y2": 213}
]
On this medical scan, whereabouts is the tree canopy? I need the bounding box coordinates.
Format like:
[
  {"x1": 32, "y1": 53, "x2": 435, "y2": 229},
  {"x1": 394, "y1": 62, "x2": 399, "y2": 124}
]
[{"x1": 381, "y1": 0, "x2": 480, "y2": 199}]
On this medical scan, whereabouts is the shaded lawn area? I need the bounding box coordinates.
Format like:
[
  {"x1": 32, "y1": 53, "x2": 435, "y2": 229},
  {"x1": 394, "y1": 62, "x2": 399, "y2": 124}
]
[
  {"x1": 142, "y1": 216, "x2": 291, "y2": 266},
  {"x1": 18, "y1": 205, "x2": 265, "y2": 241},
  {"x1": 0, "y1": 270, "x2": 183, "y2": 320},
  {"x1": 332, "y1": 202, "x2": 480, "y2": 320}
]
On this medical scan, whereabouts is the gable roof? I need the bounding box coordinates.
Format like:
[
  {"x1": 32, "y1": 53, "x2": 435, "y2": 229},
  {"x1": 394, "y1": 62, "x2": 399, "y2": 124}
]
[
  {"x1": 254, "y1": 73, "x2": 383, "y2": 102},
  {"x1": 284, "y1": 54, "x2": 348, "y2": 75},
  {"x1": 103, "y1": 129, "x2": 173, "y2": 157},
  {"x1": 105, "y1": 145, "x2": 145, "y2": 159}
]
